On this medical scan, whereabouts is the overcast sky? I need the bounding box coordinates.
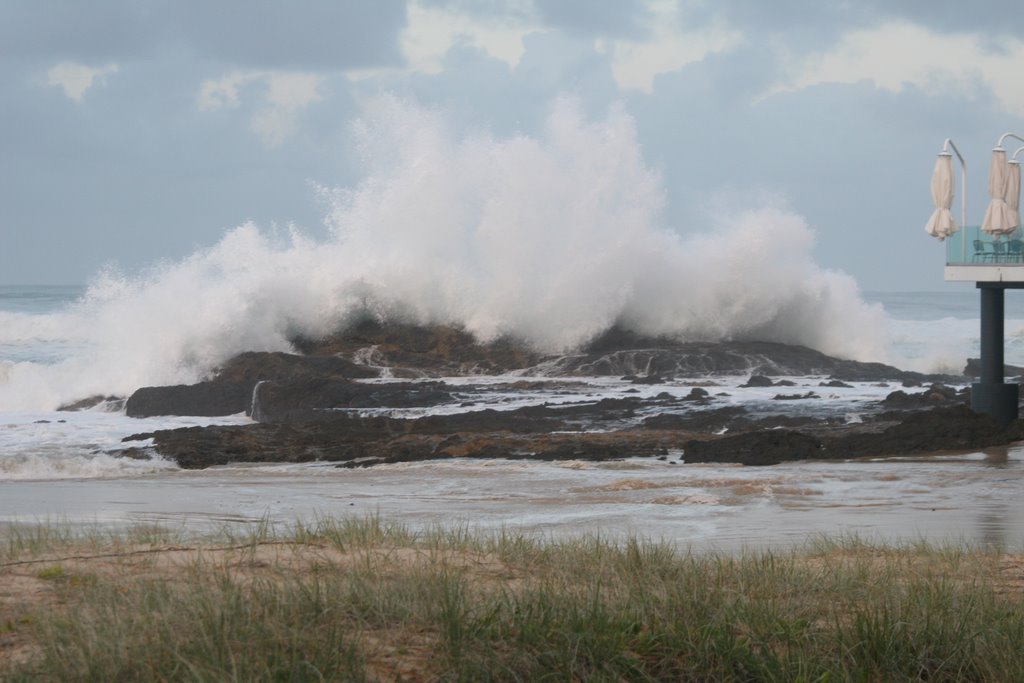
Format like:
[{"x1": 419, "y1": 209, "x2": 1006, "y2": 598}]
[{"x1": 3, "y1": 0, "x2": 1023, "y2": 290}]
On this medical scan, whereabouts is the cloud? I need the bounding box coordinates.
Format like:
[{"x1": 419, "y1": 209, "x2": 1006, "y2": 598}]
[
  {"x1": 198, "y1": 71, "x2": 324, "y2": 147},
  {"x1": 197, "y1": 72, "x2": 253, "y2": 111},
  {"x1": 45, "y1": 61, "x2": 119, "y2": 102},
  {"x1": 764, "y1": 22, "x2": 1024, "y2": 117},
  {"x1": 401, "y1": 0, "x2": 537, "y2": 73},
  {"x1": 596, "y1": 1, "x2": 741, "y2": 93}
]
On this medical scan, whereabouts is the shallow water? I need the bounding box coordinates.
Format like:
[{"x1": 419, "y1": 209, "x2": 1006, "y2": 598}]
[{"x1": 3, "y1": 446, "x2": 1022, "y2": 552}]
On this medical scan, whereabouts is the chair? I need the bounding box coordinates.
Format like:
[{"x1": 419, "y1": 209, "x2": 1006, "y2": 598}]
[
  {"x1": 1008, "y1": 239, "x2": 1024, "y2": 263},
  {"x1": 973, "y1": 239, "x2": 989, "y2": 262},
  {"x1": 991, "y1": 240, "x2": 1007, "y2": 263}
]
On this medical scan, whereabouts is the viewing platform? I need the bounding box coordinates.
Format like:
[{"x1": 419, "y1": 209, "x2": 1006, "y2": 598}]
[
  {"x1": 927, "y1": 132, "x2": 1024, "y2": 425},
  {"x1": 945, "y1": 225, "x2": 1024, "y2": 282}
]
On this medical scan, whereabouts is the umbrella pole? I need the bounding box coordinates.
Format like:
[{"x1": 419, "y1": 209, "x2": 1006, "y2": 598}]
[{"x1": 972, "y1": 284, "x2": 1019, "y2": 425}]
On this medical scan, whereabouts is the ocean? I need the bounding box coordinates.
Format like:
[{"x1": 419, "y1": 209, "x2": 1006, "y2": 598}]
[
  {"x1": 2, "y1": 100, "x2": 1022, "y2": 547},
  {"x1": 2, "y1": 283, "x2": 1024, "y2": 550}
]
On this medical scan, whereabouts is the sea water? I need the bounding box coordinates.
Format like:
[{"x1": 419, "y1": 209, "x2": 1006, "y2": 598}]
[
  {"x1": 2, "y1": 100, "x2": 1023, "y2": 546},
  {"x1": 2, "y1": 283, "x2": 1024, "y2": 550}
]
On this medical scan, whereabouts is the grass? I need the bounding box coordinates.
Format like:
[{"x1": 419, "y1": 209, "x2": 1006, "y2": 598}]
[{"x1": 1, "y1": 517, "x2": 1023, "y2": 681}]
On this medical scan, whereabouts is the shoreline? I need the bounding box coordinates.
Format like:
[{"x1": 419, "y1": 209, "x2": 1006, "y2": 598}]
[{"x1": 3, "y1": 445, "x2": 1024, "y2": 551}]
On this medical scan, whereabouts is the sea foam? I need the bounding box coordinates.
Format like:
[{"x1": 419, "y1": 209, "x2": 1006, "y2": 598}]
[{"x1": 0, "y1": 97, "x2": 887, "y2": 411}]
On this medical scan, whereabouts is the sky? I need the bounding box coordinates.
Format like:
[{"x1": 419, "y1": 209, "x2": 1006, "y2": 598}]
[{"x1": 3, "y1": 0, "x2": 1024, "y2": 291}]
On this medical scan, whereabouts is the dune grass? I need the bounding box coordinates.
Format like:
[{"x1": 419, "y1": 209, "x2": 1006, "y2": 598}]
[{"x1": 2, "y1": 517, "x2": 1023, "y2": 681}]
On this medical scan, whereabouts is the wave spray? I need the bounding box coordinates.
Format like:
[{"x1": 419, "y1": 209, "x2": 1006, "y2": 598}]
[{"x1": 0, "y1": 97, "x2": 886, "y2": 410}]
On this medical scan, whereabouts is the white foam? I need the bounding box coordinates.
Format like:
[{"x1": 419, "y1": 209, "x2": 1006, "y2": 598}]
[
  {"x1": 0, "y1": 97, "x2": 887, "y2": 411},
  {"x1": 0, "y1": 411, "x2": 251, "y2": 481}
]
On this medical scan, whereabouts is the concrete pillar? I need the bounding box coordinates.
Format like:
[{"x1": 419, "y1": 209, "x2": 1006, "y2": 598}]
[{"x1": 971, "y1": 285, "x2": 1019, "y2": 425}]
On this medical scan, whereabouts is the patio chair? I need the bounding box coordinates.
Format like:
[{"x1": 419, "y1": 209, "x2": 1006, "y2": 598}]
[
  {"x1": 992, "y1": 240, "x2": 1007, "y2": 263},
  {"x1": 973, "y1": 239, "x2": 989, "y2": 262},
  {"x1": 1007, "y1": 239, "x2": 1024, "y2": 263}
]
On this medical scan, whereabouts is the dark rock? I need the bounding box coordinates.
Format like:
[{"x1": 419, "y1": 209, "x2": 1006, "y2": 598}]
[
  {"x1": 251, "y1": 379, "x2": 455, "y2": 422},
  {"x1": 684, "y1": 430, "x2": 824, "y2": 466},
  {"x1": 292, "y1": 320, "x2": 543, "y2": 375},
  {"x1": 775, "y1": 379, "x2": 797, "y2": 387},
  {"x1": 681, "y1": 404, "x2": 1022, "y2": 467},
  {"x1": 216, "y1": 351, "x2": 380, "y2": 383},
  {"x1": 773, "y1": 392, "x2": 819, "y2": 400},
  {"x1": 125, "y1": 352, "x2": 381, "y2": 418},
  {"x1": 819, "y1": 380, "x2": 853, "y2": 389},
  {"x1": 626, "y1": 374, "x2": 665, "y2": 385},
  {"x1": 881, "y1": 384, "x2": 965, "y2": 408},
  {"x1": 683, "y1": 387, "x2": 710, "y2": 401},
  {"x1": 642, "y1": 406, "x2": 750, "y2": 431},
  {"x1": 125, "y1": 380, "x2": 256, "y2": 418},
  {"x1": 57, "y1": 395, "x2": 124, "y2": 412},
  {"x1": 543, "y1": 338, "x2": 938, "y2": 381},
  {"x1": 833, "y1": 404, "x2": 1022, "y2": 458},
  {"x1": 742, "y1": 375, "x2": 775, "y2": 388},
  {"x1": 964, "y1": 358, "x2": 1024, "y2": 378},
  {"x1": 124, "y1": 408, "x2": 680, "y2": 469}
]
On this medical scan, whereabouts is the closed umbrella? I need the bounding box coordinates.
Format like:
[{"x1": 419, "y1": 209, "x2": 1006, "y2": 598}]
[
  {"x1": 982, "y1": 147, "x2": 1016, "y2": 236},
  {"x1": 1006, "y1": 156, "x2": 1021, "y2": 233},
  {"x1": 924, "y1": 152, "x2": 957, "y2": 240}
]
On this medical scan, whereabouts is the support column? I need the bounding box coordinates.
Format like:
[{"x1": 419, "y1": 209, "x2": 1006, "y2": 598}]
[{"x1": 971, "y1": 284, "x2": 1019, "y2": 425}]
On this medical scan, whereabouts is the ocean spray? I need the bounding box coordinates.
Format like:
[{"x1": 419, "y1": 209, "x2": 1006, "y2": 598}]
[{"x1": 0, "y1": 97, "x2": 887, "y2": 411}]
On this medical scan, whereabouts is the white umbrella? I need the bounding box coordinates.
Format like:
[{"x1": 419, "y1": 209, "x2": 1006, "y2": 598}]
[
  {"x1": 1006, "y1": 157, "x2": 1022, "y2": 233},
  {"x1": 982, "y1": 147, "x2": 1016, "y2": 236},
  {"x1": 924, "y1": 153, "x2": 957, "y2": 240}
]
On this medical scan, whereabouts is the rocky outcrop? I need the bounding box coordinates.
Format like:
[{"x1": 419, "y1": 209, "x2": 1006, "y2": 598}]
[
  {"x1": 124, "y1": 351, "x2": 381, "y2": 418},
  {"x1": 125, "y1": 381, "x2": 257, "y2": 418},
  {"x1": 683, "y1": 404, "x2": 1021, "y2": 466},
  {"x1": 107, "y1": 322, "x2": 1016, "y2": 471},
  {"x1": 122, "y1": 407, "x2": 576, "y2": 468},
  {"x1": 117, "y1": 322, "x2": 970, "y2": 419}
]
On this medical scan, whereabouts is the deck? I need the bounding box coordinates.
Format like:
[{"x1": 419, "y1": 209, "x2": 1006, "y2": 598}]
[{"x1": 944, "y1": 225, "x2": 1024, "y2": 281}]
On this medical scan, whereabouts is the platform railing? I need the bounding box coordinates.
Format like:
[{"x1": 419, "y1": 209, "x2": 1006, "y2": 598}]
[{"x1": 946, "y1": 225, "x2": 1024, "y2": 265}]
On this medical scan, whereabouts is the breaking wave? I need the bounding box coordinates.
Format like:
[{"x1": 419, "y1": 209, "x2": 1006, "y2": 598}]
[{"x1": 0, "y1": 96, "x2": 886, "y2": 410}]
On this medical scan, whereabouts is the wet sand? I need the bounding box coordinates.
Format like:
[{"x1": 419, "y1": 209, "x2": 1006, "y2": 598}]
[{"x1": 2, "y1": 446, "x2": 1022, "y2": 551}]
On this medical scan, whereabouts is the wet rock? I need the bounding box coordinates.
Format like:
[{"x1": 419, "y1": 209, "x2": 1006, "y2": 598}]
[
  {"x1": 684, "y1": 430, "x2": 824, "y2": 466},
  {"x1": 819, "y1": 380, "x2": 853, "y2": 389},
  {"x1": 642, "y1": 406, "x2": 750, "y2": 432},
  {"x1": 742, "y1": 375, "x2": 775, "y2": 388},
  {"x1": 681, "y1": 404, "x2": 1022, "y2": 467},
  {"x1": 539, "y1": 338, "x2": 937, "y2": 381},
  {"x1": 58, "y1": 395, "x2": 124, "y2": 412},
  {"x1": 125, "y1": 380, "x2": 256, "y2": 418},
  {"x1": 683, "y1": 387, "x2": 710, "y2": 401},
  {"x1": 773, "y1": 392, "x2": 819, "y2": 400},
  {"x1": 880, "y1": 384, "x2": 965, "y2": 408},
  {"x1": 964, "y1": 358, "x2": 1024, "y2": 378},
  {"x1": 292, "y1": 320, "x2": 544, "y2": 375},
  {"x1": 123, "y1": 409, "x2": 680, "y2": 469},
  {"x1": 125, "y1": 352, "x2": 381, "y2": 418},
  {"x1": 834, "y1": 404, "x2": 1022, "y2": 458},
  {"x1": 624, "y1": 374, "x2": 665, "y2": 385},
  {"x1": 251, "y1": 379, "x2": 455, "y2": 422},
  {"x1": 215, "y1": 351, "x2": 380, "y2": 383}
]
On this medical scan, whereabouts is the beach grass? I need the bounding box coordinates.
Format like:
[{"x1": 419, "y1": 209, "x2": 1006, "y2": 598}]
[{"x1": 2, "y1": 517, "x2": 1024, "y2": 681}]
